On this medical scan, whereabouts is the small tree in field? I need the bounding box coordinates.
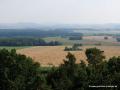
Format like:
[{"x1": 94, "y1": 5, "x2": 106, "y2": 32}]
[{"x1": 85, "y1": 48, "x2": 105, "y2": 66}]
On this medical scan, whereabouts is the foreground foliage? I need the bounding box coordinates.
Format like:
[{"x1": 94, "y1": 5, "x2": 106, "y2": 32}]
[
  {"x1": 0, "y1": 48, "x2": 120, "y2": 90},
  {"x1": 0, "y1": 49, "x2": 50, "y2": 90}
]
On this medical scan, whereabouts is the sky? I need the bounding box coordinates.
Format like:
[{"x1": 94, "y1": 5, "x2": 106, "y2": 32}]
[{"x1": 0, "y1": 0, "x2": 120, "y2": 24}]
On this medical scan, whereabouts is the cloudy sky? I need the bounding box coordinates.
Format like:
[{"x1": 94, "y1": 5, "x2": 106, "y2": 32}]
[{"x1": 0, "y1": 0, "x2": 120, "y2": 24}]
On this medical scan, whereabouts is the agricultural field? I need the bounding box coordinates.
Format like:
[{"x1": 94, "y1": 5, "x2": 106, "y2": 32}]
[
  {"x1": 43, "y1": 35, "x2": 120, "y2": 46},
  {"x1": 1, "y1": 35, "x2": 120, "y2": 66},
  {"x1": 17, "y1": 45, "x2": 120, "y2": 66}
]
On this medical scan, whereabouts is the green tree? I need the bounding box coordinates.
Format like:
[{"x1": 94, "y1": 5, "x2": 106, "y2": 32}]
[
  {"x1": 107, "y1": 57, "x2": 120, "y2": 88},
  {"x1": 85, "y1": 48, "x2": 105, "y2": 65},
  {"x1": 47, "y1": 53, "x2": 77, "y2": 90},
  {"x1": 0, "y1": 49, "x2": 50, "y2": 90}
]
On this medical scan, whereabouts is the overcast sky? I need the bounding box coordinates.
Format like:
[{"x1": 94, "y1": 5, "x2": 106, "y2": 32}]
[{"x1": 0, "y1": 0, "x2": 120, "y2": 24}]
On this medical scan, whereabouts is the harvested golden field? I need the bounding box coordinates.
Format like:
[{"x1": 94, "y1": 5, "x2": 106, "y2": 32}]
[{"x1": 17, "y1": 46, "x2": 120, "y2": 66}]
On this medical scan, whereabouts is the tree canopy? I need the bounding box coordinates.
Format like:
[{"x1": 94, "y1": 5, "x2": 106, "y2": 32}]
[
  {"x1": 85, "y1": 48, "x2": 105, "y2": 65},
  {"x1": 0, "y1": 48, "x2": 119, "y2": 90}
]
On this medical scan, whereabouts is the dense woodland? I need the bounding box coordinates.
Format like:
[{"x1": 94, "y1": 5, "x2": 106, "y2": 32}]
[
  {"x1": 69, "y1": 36, "x2": 83, "y2": 40},
  {"x1": 0, "y1": 29, "x2": 83, "y2": 46},
  {"x1": 0, "y1": 29, "x2": 83, "y2": 38},
  {"x1": 0, "y1": 48, "x2": 119, "y2": 90},
  {"x1": 0, "y1": 38, "x2": 61, "y2": 46},
  {"x1": 116, "y1": 37, "x2": 120, "y2": 42}
]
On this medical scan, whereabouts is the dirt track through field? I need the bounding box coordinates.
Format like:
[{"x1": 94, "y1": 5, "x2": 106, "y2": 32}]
[{"x1": 17, "y1": 46, "x2": 120, "y2": 66}]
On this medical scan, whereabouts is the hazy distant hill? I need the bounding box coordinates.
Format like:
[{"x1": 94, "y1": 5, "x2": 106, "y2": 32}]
[
  {"x1": 0, "y1": 23, "x2": 120, "y2": 34},
  {"x1": 0, "y1": 23, "x2": 120, "y2": 29}
]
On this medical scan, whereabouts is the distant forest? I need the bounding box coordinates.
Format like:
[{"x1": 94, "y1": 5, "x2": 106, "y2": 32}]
[
  {"x1": 0, "y1": 29, "x2": 83, "y2": 38},
  {"x1": 0, "y1": 29, "x2": 83, "y2": 46},
  {"x1": 0, "y1": 38, "x2": 61, "y2": 46}
]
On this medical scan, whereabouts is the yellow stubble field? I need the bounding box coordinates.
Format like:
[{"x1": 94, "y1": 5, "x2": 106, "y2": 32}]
[{"x1": 17, "y1": 46, "x2": 120, "y2": 66}]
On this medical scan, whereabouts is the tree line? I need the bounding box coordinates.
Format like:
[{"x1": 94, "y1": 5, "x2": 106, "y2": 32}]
[
  {"x1": 0, "y1": 38, "x2": 61, "y2": 46},
  {"x1": 0, "y1": 48, "x2": 119, "y2": 90},
  {"x1": 0, "y1": 29, "x2": 83, "y2": 38}
]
